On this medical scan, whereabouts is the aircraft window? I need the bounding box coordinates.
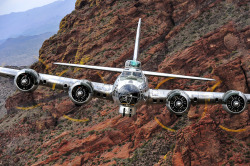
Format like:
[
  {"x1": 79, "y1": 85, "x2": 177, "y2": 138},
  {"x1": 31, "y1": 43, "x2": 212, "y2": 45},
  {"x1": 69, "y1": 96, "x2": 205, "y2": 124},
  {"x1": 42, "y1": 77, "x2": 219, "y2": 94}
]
[
  {"x1": 133, "y1": 72, "x2": 142, "y2": 77},
  {"x1": 122, "y1": 71, "x2": 132, "y2": 76}
]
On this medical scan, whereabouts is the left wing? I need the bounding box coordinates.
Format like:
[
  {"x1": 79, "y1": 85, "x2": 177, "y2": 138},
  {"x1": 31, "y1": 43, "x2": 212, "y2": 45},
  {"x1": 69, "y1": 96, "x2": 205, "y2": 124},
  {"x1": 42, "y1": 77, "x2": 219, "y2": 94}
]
[
  {"x1": 147, "y1": 89, "x2": 250, "y2": 115},
  {"x1": 0, "y1": 67, "x2": 113, "y2": 103}
]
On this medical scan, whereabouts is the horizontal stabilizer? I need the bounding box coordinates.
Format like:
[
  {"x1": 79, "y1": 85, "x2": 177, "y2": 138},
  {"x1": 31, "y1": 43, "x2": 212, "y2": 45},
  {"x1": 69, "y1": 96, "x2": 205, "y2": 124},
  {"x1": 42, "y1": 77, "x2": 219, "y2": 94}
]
[
  {"x1": 143, "y1": 71, "x2": 215, "y2": 81},
  {"x1": 54, "y1": 62, "x2": 124, "y2": 72}
]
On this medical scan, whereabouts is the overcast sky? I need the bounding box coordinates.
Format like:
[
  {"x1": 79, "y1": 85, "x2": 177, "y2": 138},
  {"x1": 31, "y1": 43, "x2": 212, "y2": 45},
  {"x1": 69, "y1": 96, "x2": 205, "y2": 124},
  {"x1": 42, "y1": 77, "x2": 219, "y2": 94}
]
[{"x1": 0, "y1": 0, "x2": 60, "y2": 15}]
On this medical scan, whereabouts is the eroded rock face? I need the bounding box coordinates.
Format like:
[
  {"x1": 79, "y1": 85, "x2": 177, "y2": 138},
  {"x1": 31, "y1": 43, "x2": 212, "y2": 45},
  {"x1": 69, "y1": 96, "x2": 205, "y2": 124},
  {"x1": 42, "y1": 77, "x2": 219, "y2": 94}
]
[
  {"x1": 0, "y1": 0, "x2": 249, "y2": 165},
  {"x1": 35, "y1": 116, "x2": 56, "y2": 131},
  {"x1": 0, "y1": 77, "x2": 15, "y2": 118}
]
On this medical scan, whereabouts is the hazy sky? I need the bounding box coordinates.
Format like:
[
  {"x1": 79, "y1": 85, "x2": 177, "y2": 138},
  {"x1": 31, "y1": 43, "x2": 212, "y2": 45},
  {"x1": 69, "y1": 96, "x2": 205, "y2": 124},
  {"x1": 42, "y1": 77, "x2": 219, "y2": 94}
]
[{"x1": 0, "y1": 0, "x2": 60, "y2": 15}]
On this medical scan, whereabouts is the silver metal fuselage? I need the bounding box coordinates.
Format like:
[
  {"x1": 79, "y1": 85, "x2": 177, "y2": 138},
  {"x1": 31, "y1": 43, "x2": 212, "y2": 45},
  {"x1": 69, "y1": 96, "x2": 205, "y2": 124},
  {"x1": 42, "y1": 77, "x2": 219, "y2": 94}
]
[{"x1": 111, "y1": 64, "x2": 149, "y2": 116}]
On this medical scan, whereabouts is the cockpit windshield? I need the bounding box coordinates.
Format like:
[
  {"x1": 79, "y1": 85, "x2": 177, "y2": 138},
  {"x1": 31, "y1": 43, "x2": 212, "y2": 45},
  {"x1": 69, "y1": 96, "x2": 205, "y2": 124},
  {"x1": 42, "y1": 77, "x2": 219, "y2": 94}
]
[
  {"x1": 133, "y1": 72, "x2": 142, "y2": 77},
  {"x1": 121, "y1": 71, "x2": 132, "y2": 77},
  {"x1": 121, "y1": 71, "x2": 142, "y2": 77},
  {"x1": 120, "y1": 70, "x2": 143, "y2": 81}
]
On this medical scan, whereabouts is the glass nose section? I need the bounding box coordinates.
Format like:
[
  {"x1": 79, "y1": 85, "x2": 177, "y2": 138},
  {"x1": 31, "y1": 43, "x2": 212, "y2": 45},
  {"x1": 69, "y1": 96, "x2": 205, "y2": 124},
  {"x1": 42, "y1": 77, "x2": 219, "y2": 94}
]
[{"x1": 118, "y1": 84, "x2": 140, "y2": 105}]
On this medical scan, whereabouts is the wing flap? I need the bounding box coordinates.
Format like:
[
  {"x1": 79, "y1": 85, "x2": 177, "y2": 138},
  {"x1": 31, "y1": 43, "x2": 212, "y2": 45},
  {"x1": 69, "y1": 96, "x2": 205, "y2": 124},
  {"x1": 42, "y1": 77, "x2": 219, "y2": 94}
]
[
  {"x1": 143, "y1": 71, "x2": 215, "y2": 81},
  {"x1": 54, "y1": 63, "x2": 124, "y2": 73}
]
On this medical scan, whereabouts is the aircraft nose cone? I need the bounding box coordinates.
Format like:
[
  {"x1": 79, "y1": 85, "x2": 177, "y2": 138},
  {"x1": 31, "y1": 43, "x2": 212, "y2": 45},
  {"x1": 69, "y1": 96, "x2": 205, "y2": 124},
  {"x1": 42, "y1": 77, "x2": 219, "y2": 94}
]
[
  {"x1": 118, "y1": 84, "x2": 140, "y2": 94},
  {"x1": 118, "y1": 84, "x2": 140, "y2": 105}
]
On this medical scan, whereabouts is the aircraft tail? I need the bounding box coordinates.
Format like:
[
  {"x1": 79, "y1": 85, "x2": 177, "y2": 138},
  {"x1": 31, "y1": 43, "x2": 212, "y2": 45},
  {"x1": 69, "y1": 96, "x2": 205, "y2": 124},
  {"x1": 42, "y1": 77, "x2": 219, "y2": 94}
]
[{"x1": 133, "y1": 18, "x2": 141, "y2": 61}]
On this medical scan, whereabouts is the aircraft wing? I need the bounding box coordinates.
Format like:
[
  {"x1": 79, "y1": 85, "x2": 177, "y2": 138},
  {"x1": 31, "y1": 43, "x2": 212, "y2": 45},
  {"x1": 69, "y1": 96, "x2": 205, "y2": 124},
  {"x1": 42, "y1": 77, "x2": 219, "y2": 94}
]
[
  {"x1": 143, "y1": 71, "x2": 215, "y2": 81},
  {"x1": 0, "y1": 67, "x2": 19, "y2": 78},
  {"x1": 0, "y1": 67, "x2": 113, "y2": 101},
  {"x1": 148, "y1": 89, "x2": 225, "y2": 104},
  {"x1": 147, "y1": 89, "x2": 250, "y2": 114}
]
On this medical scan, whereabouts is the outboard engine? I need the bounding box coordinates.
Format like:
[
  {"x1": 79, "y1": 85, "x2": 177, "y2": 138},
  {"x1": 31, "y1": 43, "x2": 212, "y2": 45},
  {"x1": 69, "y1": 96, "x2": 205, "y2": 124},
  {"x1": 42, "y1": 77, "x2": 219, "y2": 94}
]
[
  {"x1": 166, "y1": 89, "x2": 190, "y2": 115},
  {"x1": 222, "y1": 90, "x2": 247, "y2": 114},
  {"x1": 68, "y1": 80, "x2": 93, "y2": 105},
  {"x1": 14, "y1": 69, "x2": 40, "y2": 92}
]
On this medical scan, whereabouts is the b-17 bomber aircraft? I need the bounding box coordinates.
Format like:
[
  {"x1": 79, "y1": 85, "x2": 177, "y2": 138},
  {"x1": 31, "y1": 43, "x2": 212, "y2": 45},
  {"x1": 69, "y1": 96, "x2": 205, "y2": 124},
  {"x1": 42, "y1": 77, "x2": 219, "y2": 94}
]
[{"x1": 0, "y1": 19, "x2": 249, "y2": 117}]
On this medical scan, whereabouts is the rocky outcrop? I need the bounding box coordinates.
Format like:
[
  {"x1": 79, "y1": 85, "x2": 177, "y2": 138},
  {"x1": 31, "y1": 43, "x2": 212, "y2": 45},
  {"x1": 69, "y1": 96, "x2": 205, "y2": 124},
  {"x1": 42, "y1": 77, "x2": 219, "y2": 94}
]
[{"x1": 0, "y1": 77, "x2": 15, "y2": 118}]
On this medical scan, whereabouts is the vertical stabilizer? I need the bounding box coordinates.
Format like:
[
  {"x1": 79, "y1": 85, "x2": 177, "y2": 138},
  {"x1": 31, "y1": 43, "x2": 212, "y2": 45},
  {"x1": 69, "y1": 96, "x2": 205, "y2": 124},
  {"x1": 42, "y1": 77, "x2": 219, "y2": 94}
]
[{"x1": 133, "y1": 18, "x2": 141, "y2": 61}]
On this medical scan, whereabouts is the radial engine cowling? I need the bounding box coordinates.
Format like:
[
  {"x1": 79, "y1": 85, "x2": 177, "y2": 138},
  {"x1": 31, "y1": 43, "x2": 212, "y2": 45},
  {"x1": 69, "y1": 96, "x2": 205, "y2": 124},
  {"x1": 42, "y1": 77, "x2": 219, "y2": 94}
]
[
  {"x1": 166, "y1": 90, "x2": 190, "y2": 115},
  {"x1": 222, "y1": 90, "x2": 247, "y2": 114},
  {"x1": 14, "y1": 69, "x2": 40, "y2": 92},
  {"x1": 69, "y1": 80, "x2": 93, "y2": 105}
]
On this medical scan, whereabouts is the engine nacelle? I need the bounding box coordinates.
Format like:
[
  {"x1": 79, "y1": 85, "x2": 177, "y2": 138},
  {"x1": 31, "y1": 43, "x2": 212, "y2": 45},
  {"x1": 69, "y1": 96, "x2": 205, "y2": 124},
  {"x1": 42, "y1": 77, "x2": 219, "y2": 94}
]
[
  {"x1": 222, "y1": 90, "x2": 247, "y2": 114},
  {"x1": 14, "y1": 69, "x2": 40, "y2": 92},
  {"x1": 68, "y1": 80, "x2": 93, "y2": 105},
  {"x1": 166, "y1": 89, "x2": 191, "y2": 115}
]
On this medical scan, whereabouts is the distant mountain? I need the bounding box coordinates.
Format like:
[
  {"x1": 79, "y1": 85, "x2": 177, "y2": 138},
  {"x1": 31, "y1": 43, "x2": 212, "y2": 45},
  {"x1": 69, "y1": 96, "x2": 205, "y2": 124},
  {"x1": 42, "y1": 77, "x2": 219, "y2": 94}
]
[
  {"x1": 0, "y1": 0, "x2": 75, "y2": 40},
  {"x1": 0, "y1": 32, "x2": 53, "y2": 66},
  {"x1": 0, "y1": 39, "x2": 5, "y2": 45}
]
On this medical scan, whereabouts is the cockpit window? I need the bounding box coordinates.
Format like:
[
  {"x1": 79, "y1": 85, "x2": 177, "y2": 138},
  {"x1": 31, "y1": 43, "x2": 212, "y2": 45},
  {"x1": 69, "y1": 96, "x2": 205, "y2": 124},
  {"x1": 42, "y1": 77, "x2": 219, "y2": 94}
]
[
  {"x1": 120, "y1": 71, "x2": 143, "y2": 82},
  {"x1": 121, "y1": 71, "x2": 142, "y2": 78},
  {"x1": 133, "y1": 72, "x2": 142, "y2": 77},
  {"x1": 121, "y1": 71, "x2": 132, "y2": 76}
]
